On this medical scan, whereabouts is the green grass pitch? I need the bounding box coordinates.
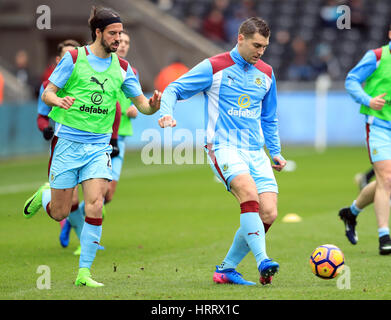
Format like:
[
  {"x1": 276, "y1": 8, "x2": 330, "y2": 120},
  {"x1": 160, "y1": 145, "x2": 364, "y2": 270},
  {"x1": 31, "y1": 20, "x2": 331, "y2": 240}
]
[{"x1": 1, "y1": 146, "x2": 390, "y2": 300}]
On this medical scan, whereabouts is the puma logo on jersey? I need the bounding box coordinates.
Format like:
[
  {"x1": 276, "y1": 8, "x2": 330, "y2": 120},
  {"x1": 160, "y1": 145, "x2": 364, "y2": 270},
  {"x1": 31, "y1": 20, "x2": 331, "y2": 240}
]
[
  {"x1": 248, "y1": 231, "x2": 260, "y2": 236},
  {"x1": 227, "y1": 75, "x2": 236, "y2": 86},
  {"x1": 90, "y1": 77, "x2": 108, "y2": 93}
]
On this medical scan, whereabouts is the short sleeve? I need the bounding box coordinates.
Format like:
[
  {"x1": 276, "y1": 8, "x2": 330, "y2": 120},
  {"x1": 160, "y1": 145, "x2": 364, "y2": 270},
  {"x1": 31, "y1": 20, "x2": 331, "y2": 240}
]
[
  {"x1": 48, "y1": 51, "x2": 75, "y2": 89},
  {"x1": 121, "y1": 62, "x2": 143, "y2": 98}
]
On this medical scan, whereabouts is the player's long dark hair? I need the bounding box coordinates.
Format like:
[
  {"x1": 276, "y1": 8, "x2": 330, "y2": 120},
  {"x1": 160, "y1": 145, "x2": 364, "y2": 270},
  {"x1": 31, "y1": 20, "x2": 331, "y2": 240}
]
[{"x1": 88, "y1": 6, "x2": 121, "y2": 41}]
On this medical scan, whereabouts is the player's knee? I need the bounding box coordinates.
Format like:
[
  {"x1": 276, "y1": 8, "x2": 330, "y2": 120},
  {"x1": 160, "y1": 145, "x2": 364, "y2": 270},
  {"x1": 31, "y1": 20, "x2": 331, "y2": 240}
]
[
  {"x1": 261, "y1": 207, "x2": 278, "y2": 224},
  {"x1": 377, "y1": 175, "x2": 391, "y2": 192},
  {"x1": 267, "y1": 210, "x2": 278, "y2": 224},
  {"x1": 48, "y1": 202, "x2": 70, "y2": 221},
  {"x1": 385, "y1": 176, "x2": 391, "y2": 191},
  {"x1": 238, "y1": 188, "x2": 259, "y2": 203},
  {"x1": 230, "y1": 175, "x2": 258, "y2": 202},
  {"x1": 50, "y1": 209, "x2": 70, "y2": 222},
  {"x1": 85, "y1": 198, "x2": 104, "y2": 217}
]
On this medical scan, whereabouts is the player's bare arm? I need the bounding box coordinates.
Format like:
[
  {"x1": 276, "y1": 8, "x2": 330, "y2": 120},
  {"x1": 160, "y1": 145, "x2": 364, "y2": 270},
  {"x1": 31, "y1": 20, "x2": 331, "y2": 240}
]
[
  {"x1": 42, "y1": 82, "x2": 75, "y2": 109},
  {"x1": 130, "y1": 90, "x2": 161, "y2": 115}
]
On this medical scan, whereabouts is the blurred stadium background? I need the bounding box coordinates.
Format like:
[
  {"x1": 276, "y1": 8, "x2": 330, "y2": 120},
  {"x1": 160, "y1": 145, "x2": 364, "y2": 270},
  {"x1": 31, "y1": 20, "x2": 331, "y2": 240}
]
[
  {"x1": 2, "y1": 0, "x2": 391, "y2": 301},
  {"x1": 0, "y1": 0, "x2": 390, "y2": 158}
]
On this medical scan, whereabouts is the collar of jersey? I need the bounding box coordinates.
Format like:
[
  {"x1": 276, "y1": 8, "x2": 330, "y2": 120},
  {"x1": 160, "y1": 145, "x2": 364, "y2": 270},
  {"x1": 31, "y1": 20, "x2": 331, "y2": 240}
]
[
  {"x1": 85, "y1": 45, "x2": 112, "y2": 62},
  {"x1": 230, "y1": 45, "x2": 252, "y2": 70}
]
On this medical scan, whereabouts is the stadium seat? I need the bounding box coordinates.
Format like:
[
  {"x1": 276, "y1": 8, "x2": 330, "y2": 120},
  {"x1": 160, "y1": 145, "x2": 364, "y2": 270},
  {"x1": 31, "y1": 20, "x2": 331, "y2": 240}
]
[{"x1": 152, "y1": 0, "x2": 391, "y2": 81}]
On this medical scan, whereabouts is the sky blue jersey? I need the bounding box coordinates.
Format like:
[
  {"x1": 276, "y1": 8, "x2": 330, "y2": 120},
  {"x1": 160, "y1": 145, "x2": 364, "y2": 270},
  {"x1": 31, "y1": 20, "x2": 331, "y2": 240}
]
[
  {"x1": 160, "y1": 45, "x2": 282, "y2": 158},
  {"x1": 48, "y1": 45, "x2": 142, "y2": 144},
  {"x1": 37, "y1": 82, "x2": 52, "y2": 116},
  {"x1": 345, "y1": 42, "x2": 391, "y2": 129}
]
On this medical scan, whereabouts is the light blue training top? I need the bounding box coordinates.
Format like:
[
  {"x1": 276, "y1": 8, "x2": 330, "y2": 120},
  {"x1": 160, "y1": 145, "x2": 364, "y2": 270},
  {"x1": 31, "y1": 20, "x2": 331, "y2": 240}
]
[{"x1": 160, "y1": 45, "x2": 283, "y2": 161}]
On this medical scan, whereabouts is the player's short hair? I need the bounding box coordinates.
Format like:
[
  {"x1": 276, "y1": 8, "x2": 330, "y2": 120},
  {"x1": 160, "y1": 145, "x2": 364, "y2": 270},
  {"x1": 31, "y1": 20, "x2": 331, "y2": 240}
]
[
  {"x1": 88, "y1": 6, "x2": 121, "y2": 41},
  {"x1": 57, "y1": 39, "x2": 81, "y2": 55},
  {"x1": 239, "y1": 17, "x2": 270, "y2": 39}
]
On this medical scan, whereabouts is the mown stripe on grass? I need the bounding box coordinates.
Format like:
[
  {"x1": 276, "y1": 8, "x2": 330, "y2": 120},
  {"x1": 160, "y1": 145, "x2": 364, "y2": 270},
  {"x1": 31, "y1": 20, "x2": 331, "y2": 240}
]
[{"x1": 0, "y1": 164, "x2": 200, "y2": 195}]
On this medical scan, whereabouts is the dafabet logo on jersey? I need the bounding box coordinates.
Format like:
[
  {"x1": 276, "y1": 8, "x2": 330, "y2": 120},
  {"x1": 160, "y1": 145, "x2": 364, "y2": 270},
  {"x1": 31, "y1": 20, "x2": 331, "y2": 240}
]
[
  {"x1": 238, "y1": 94, "x2": 251, "y2": 108},
  {"x1": 91, "y1": 92, "x2": 103, "y2": 105},
  {"x1": 79, "y1": 104, "x2": 109, "y2": 115},
  {"x1": 227, "y1": 94, "x2": 256, "y2": 118}
]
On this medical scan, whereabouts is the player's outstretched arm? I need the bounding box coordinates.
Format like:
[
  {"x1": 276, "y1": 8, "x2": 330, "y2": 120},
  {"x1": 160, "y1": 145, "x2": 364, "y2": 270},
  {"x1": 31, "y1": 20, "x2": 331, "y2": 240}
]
[
  {"x1": 130, "y1": 90, "x2": 161, "y2": 115},
  {"x1": 42, "y1": 82, "x2": 75, "y2": 109}
]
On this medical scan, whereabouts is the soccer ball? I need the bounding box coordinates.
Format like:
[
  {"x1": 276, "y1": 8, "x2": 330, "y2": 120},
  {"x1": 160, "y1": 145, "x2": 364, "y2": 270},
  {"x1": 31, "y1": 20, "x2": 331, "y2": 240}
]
[{"x1": 309, "y1": 244, "x2": 344, "y2": 279}]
